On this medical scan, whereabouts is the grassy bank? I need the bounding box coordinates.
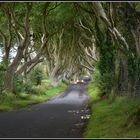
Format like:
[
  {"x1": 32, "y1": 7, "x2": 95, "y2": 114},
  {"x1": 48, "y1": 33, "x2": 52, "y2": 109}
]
[
  {"x1": 0, "y1": 82, "x2": 67, "y2": 112},
  {"x1": 84, "y1": 83, "x2": 140, "y2": 138}
]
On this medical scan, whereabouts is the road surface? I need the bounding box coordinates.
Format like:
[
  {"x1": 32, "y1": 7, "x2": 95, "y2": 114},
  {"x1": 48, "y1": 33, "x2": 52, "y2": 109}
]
[{"x1": 0, "y1": 83, "x2": 90, "y2": 138}]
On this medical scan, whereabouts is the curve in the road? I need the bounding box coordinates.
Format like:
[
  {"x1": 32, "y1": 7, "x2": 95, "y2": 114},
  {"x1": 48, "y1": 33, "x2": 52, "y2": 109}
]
[{"x1": 0, "y1": 83, "x2": 90, "y2": 138}]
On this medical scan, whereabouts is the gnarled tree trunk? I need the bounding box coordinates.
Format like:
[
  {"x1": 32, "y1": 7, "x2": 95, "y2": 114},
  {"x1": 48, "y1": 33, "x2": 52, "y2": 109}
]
[
  {"x1": 131, "y1": 22, "x2": 140, "y2": 96},
  {"x1": 4, "y1": 46, "x2": 25, "y2": 93},
  {"x1": 118, "y1": 53, "x2": 128, "y2": 96}
]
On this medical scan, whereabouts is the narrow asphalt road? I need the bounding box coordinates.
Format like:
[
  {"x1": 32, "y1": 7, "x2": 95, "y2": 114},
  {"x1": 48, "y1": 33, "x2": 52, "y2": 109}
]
[{"x1": 0, "y1": 83, "x2": 90, "y2": 138}]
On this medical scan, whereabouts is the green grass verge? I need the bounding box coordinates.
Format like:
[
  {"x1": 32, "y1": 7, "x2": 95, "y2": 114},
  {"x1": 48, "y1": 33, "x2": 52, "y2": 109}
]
[
  {"x1": 87, "y1": 82, "x2": 99, "y2": 104},
  {"x1": 0, "y1": 83, "x2": 67, "y2": 112},
  {"x1": 84, "y1": 83, "x2": 140, "y2": 138}
]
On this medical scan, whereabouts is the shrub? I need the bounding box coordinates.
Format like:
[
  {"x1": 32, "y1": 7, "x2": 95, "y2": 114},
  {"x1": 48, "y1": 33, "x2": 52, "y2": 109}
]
[
  {"x1": 0, "y1": 92, "x2": 17, "y2": 105},
  {"x1": 24, "y1": 85, "x2": 46, "y2": 95},
  {"x1": 30, "y1": 86, "x2": 46, "y2": 95},
  {"x1": 18, "y1": 92, "x2": 30, "y2": 100},
  {"x1": 13, "y1": 75, "x2": 24, "y2": 94},
  {"x1": 28, "y1": 66, "x2": 44, "y2": 86},
  {"x1": 92, "y1": 68, "x2": 115, "y2": 97}
]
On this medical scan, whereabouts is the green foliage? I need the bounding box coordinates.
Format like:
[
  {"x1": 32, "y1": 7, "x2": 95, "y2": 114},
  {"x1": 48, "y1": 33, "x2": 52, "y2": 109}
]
[
  {"x1": 28, "y1": 66, "x2": 44, "y2": 86},
  {"x1": 27, "y1": 85, "x2": 47, "y2": 95},
  {"x1": 13, "y1": 64, "x2": 48, "y2": 94},
  {"x1": 47, "y1": 3, "x2": 75, "y2": 31},
  {"x1": 94, "y1": 28, "x2": 116, "y2": 96},
  {"x1": 30, "y1": 3, "x2": 45, "y2": 44},
  {"x1": 18, "y1": 92, "x2": 30, "y2": 100},
  {"x1": 0, "y1": 64, "x2": 6, "y2": 93},
  {"x1": 0, "y1": 64, "x2": 6, "y2": 71},
  {"x1": 45, "y1": 83, "x2": 67, "y2": 96},
  {"x1": 87, "y1": 80, "x2": 100, "y2": 107},
  {"x1": 0, "y1": 93, "x2": 17, "y2": 111},
  {"x1": 0, "y1": 82, "x2": 67, "y2": 112},
  {"x1": 23, "y1": 83, "x2": 33, "y2": 94},
  {"x1": 98, "y1": 72, "x2": 115, "y2": 96},
  {"x1": 13, "y1": 75, "x2": 24, "y2": 94},
  {"x1": 42, "y1": 79, "x2": 51, "y2": 84}
]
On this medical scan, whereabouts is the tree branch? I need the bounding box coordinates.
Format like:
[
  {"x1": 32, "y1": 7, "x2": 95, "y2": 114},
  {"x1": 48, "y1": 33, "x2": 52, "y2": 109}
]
[
  {"x1": 27, "y1": 58, "x2": 44, "y2": 74},
  {"x1": 92, "y1": 2, "x2": 129, "y2": 51}
]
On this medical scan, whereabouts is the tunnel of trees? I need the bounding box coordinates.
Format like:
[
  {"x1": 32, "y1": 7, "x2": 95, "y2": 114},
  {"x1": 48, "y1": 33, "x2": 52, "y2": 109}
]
[{"x1": 0, "y1": 2, "x2": 140, "y2": 108}]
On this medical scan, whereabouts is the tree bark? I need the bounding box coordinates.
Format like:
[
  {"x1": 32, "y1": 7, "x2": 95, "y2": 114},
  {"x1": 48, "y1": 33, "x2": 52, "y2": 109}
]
[
  {"x1": 118, "y1": 52, "x2": 128, "y2": 96},
  {"x1": 3, "y1": 46, "x2": 25, "y2": 92},
  {"x1": 92, "y1": 2, "x2": 129, "y2": 51},
  {"x1": 131, "y1": 22, "x2": 140, "y2": 96}
]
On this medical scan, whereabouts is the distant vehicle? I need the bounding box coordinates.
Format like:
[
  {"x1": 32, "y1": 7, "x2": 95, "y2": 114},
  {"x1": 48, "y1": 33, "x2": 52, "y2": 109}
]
[
  {"x1": 83, "y1": 76, "x2": 91, "y2": 82},
  {"x1": 76, "y1": 79, "x2": 84, "y2": 84}
]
